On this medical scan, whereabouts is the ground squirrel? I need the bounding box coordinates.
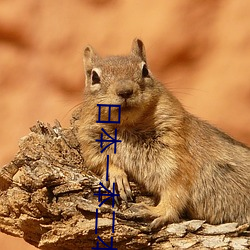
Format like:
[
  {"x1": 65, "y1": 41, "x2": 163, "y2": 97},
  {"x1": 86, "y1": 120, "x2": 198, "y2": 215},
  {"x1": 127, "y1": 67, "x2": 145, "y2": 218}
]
[{"x1": 78, "y1": 38, "x2": 250, "y2": 229}]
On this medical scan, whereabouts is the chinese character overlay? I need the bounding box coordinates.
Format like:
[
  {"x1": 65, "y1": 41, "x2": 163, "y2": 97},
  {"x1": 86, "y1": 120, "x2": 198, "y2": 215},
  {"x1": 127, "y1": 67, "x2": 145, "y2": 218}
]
[
  {"x1": 96, "y1": 128, "x2": 121, "y2": 154},
  {"x1": 96, "y1": 104, "x2": 121, "y2": 124},
  {"x1": 92, "y1": 236, "x2": 117, "y2": 250},
  {"x1": 94, "y1": 104, "x2": 122, "y2": 249}
]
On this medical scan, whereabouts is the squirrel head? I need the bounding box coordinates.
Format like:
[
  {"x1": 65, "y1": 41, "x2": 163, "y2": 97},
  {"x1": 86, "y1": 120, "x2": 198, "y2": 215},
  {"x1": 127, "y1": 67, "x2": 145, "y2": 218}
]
[{"x1": 82, "y1": 39, "x2": 160, "y2": 124}]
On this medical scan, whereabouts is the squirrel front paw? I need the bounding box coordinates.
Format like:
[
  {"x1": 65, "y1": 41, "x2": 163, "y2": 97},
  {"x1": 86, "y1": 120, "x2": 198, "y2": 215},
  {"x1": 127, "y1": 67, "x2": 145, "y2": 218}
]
[{"x1": 103, "y1": 165, "x2": 133, "y2": 203}]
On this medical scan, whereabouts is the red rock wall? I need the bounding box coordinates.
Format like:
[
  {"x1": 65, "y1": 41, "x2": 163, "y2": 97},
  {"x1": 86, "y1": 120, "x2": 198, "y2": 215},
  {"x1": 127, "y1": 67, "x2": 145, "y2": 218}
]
[{"x1": 1, "y1": 1, "x2": 250, "y2": 249}]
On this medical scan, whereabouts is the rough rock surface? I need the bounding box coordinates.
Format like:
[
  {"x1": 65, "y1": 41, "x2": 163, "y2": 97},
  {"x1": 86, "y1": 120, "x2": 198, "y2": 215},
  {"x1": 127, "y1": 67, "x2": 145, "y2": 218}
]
[
  {"x1": 0, "y1": 112, "x2": 249, "y2": 249},
  {"x1": 0, "y1": 112, "x2": 250, "y2": 250},
  {"x1": 1, "y1": 1, "x2": 250, "y2": 249}
]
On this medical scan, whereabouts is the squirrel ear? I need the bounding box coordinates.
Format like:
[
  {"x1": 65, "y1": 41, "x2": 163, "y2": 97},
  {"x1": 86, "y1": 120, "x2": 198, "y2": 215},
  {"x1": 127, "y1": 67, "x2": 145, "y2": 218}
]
[
  {"x1": 83, "y1": 45, "x2": 98, "y2": 71},
  {"x1": 131, "y1": 38, "x2": 147, "y2": 63},
  {"x1": 83, "y1": 46, "x2": 99, "y2": 86}
]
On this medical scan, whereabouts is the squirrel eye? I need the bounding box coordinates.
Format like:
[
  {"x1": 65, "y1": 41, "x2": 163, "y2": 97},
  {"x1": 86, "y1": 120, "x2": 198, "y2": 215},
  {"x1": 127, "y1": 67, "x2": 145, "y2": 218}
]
[
  {"x1": 91, "y1": 70, "x2": 100, "y2": 85},
  {"x1": 142, "y1": 63, "x2": 149, "y2": 78}
]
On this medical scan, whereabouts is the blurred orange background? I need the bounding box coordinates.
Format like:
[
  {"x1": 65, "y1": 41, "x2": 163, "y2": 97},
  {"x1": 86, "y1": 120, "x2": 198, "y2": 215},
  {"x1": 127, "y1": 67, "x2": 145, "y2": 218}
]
[{"x1": 1, "y1": 1, "x2": 250, "y2": 249}]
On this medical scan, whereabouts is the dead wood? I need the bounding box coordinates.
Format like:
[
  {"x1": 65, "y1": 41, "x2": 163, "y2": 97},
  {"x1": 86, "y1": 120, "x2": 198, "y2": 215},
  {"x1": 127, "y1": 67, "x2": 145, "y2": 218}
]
[{"x1": 0, "y1": 108, "x2": 249, "y2": 250}]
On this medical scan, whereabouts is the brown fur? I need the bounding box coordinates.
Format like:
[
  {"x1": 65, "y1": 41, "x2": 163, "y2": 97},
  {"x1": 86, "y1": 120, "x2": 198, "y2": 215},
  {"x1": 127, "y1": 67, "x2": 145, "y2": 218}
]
[{"x1": 78, "y1": 39, "x2": 250, "y2": 229}]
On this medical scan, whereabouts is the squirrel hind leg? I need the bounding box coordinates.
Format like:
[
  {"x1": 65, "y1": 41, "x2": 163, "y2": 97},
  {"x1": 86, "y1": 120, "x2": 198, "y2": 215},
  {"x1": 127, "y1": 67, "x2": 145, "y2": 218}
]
[
  {"x1": 128, "y1": 201, "x2": 181, "y2": 229},
  {"x1": 148, "y1": 202, "x2": 181, "y2": 230},
  {"x1": 150, "y1": 212, "x2": 180, "y2": 230},
  {"x1": 128, "y1": 186, "x2": 188, "y2": 229}
]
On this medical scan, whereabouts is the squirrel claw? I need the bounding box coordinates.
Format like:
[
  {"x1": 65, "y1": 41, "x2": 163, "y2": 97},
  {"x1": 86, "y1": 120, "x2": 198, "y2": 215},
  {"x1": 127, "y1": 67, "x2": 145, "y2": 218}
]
[
  {"x1": 128, "y1": 204, "x2": 170, "y2": 230},
  {"x1": 149, "y1": 216, "x2": 168, "y2": 231},
  {"x1": 104, "y1": 165, "x2": 132, "y2": 203},
  {"x1": 128, "y1": 203, "x2": 155, "y2": 217},
  {"x1": 129, "y1": 202, "x2": 149, "y2": 212}
]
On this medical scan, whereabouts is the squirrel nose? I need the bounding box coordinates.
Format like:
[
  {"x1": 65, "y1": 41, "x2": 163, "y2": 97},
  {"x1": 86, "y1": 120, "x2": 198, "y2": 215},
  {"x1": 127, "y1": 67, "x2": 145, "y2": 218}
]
[{"x1": 116, "y1": 88, "x2": 133, "y2": 99}]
